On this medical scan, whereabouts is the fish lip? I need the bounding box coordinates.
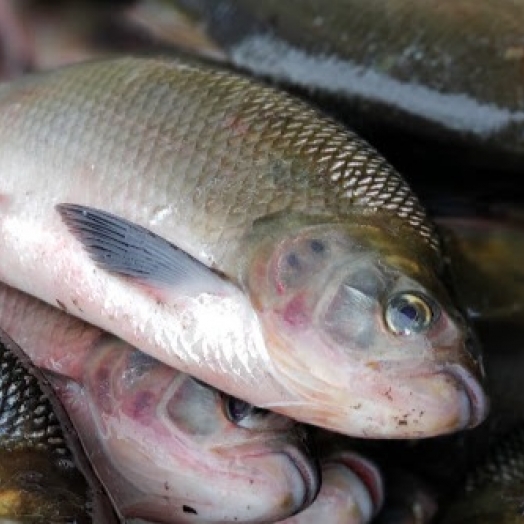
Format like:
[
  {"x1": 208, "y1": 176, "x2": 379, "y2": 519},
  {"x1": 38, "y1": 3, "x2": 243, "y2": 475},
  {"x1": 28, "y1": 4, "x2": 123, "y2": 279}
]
[
  {"x1": 445, "y1": 362, "x2": 489, "y2": 428},
  {"x1": 280, "y1": 444, "x2": 321, "y2": 510},
  {"x1": 334, "y1": 451, "x2": 385, "y2": 517}
]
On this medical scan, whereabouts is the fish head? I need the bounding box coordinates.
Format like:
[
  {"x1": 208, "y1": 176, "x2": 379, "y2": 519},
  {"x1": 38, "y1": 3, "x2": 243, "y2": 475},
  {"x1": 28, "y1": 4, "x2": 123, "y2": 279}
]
[
  {"x1": 81, "y1": 342, "x2": 319, "y2": 523},
  {"x1": 245, "y1": 215, "x2": 488, "y2": 437}
]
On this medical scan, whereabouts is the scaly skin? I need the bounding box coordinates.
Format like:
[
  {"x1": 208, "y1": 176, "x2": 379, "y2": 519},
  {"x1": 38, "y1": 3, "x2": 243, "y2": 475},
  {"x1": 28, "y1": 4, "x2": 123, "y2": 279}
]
[
  {"x1": 0, "y1": 56, "x2": 485, "y2": 436},
  {"x1": 0, "y1": 281, "x2": 319, "y2": 523},
  {"x1": 0, "y1": 326, "x2": 118, "y2": 523}
]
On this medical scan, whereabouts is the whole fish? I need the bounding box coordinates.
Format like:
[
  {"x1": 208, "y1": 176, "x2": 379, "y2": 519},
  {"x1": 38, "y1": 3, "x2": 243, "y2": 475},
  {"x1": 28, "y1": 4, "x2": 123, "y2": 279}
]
[
  {"x1": 0, "y1": 281, "x2": 322, "y2": 523},
  {"x1": 0, "y1": 56, "x2": 486, "y2": 437},
  {"x1": 439, "y1": 422, "x2": 524, "y2": 524},
  {"x1": 0, "y1": 326, "x2": 119, "y2": 523}
]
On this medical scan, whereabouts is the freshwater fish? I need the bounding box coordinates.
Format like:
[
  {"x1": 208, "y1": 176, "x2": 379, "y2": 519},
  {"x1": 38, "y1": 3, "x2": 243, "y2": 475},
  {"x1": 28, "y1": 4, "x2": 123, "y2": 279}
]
[
  {"x1": 439, "y1": 422, "x2": 524, "y2": 524},
  {"x1": 0, "y1": 281, "x2": 322, "y2": 523},
  {"x1": 0, "y1": 55, "x2": 486, "y2": 437},
  {"x1": 0, "y1": 326, "x2": 118, "y2": 523}
]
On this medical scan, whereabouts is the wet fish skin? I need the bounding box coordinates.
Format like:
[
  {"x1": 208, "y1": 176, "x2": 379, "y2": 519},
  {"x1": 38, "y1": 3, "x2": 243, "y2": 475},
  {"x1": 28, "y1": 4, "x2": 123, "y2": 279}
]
[
  {"x1": 0, "y1": 55, "x2": 485, "y2": 437},
  {"x1": 278, "y1": 449, "x2": 384, "y2": 524},
  {"x1": 439, "y1": 422, "x2": 524, "y2": 524},
  {"x1": 0, "y1": 326, "x2": 119, "y2": 523},
  {"x1": 0, "y1": 281, "x2": 319, "y2": 523}
]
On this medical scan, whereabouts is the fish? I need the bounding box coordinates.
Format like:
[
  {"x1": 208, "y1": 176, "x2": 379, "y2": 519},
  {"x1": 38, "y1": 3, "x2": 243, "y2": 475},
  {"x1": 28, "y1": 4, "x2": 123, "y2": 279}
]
[
  {"x1": 0, "y1": 55, "x2": 486, "y2": 437},
  {"x1": 278, "y1": 449, "x2": 384, "y2": 524},
  {"x1": 374, "y1": 471, "x2": 437, "y2": 524},
  {"x1": 0, "y1": 280, "x2": 322, "y2": 523},
  {"x1": 0, "y1": 326, "x2": 119, "y2": 523},
  {"x1": 438, "y1": 422, "x2": 524, "y2": 524}
]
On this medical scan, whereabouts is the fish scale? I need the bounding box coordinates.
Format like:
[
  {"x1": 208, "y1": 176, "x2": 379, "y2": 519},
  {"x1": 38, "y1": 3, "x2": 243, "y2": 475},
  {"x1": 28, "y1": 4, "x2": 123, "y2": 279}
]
[
  {"x1": 0, "y1": 342, "x2": 68, "y2": 456},
  {"x1": 0, "y1": 328, "x2": 119, "y2": 522}
]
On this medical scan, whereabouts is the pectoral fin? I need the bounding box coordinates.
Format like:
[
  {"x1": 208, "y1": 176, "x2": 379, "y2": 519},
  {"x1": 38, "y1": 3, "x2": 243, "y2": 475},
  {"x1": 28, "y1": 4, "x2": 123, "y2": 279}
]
[{"x1": 56, "y1": 203, "x2": 232, "y2": 296}]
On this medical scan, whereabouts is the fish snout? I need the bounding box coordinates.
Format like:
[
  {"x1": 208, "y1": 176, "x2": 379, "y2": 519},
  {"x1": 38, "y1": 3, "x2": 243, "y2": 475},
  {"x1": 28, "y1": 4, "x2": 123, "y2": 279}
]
[
  {"x1": 280, "y1": 442, "x2": 321, "y2": 510},
  {"x1": 331, "y1": 451, "x2": 385, "y2": 521},
  {"x1": 440, "y1": 338, "x2": 489, "y2": 429},
  {"x1": 445, "y1": 360, "x2": 489, "y2": 429}
]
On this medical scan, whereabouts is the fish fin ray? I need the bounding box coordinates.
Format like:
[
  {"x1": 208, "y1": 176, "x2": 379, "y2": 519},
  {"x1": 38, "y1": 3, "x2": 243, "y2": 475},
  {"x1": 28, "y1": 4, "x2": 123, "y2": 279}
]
[{"x1": 56, "y1": 203, "x2": 230, "y2": 294}]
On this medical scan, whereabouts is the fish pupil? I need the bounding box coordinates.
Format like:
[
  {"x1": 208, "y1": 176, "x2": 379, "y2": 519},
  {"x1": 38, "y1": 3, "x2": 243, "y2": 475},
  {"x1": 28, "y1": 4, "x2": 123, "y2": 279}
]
[
  {"x1": 226, "y1": 397, "x2": 252, "y2": 423},
  {"x1": 400, "y1": 304, "x2": 418, "y2": 322},
  {"x1": 385, "y1": 292, "x2": 435, "y2": 335},
  {"x1": 225, "y1": 396, "x2": 266, "y2": 424}
]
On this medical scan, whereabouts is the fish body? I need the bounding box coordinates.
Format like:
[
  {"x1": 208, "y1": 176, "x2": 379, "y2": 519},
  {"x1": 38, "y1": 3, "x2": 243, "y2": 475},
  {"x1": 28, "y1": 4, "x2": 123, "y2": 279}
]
[
  {"x1": 439, "y1": 423, "x2": 524, "y2": 523},
  {"x1": 0, "y1": 281, "x2": 319, "y2": 523},
  {"x1": 0, "y1": 56, "x2": 486, "y2": 437},
  {"x1": 0, "y1": 326, "x2": 118, "y2": 523}
]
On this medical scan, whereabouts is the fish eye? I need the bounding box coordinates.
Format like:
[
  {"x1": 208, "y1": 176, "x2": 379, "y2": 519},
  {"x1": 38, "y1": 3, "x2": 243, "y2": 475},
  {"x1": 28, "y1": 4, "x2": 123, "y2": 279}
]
[
  {"x1": 223, "y1": 395, "x2": 266, "y2": 426},
  {"x1": 384, "y1": 292, "x2": 439, "y2": 335}
]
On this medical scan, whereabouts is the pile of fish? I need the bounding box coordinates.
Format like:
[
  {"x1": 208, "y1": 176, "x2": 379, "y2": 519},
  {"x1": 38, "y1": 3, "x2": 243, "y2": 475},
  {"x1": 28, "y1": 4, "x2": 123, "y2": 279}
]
[{"x1": 0, "y1": 1, "x2": 521, "y2": 522}]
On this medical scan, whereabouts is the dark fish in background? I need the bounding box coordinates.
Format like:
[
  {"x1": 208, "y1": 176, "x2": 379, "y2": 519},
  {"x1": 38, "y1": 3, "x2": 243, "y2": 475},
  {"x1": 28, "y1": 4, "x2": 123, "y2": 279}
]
[
  {"x1": 0, "y1": 55, "x2": 486, "y2": 437},
  {"x1": 0, "y1": 327, "x2": 119, "y2": 523},
  {"x1": 163, "y1": 0, "x2": 524, "y2": 155},
  {"x1": 438, "y1": 422, "x2": 524, "y2": 524}
]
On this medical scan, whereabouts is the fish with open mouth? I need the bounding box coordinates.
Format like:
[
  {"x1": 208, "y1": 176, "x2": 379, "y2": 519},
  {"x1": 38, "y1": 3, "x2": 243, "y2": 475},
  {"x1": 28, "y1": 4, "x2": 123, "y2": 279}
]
[
  {"x1": 0, "y1": 280, "x2": 321, "y2": 523},
  {"x1": 0, "y1": 55, "x2": 487, "y2": 437}
]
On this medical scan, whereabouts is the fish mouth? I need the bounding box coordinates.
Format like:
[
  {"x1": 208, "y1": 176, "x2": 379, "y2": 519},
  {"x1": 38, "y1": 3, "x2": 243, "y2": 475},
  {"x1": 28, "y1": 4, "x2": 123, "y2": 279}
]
[
  {"x1": 446, "y1": 362, "x2": 489, "y2": 428},
  {"x1": 334, "y1": 451, "x2": 385, "y2": 519},
  {"x1": 281, "y1": 444, "x2": 321, "y2": 509}
]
